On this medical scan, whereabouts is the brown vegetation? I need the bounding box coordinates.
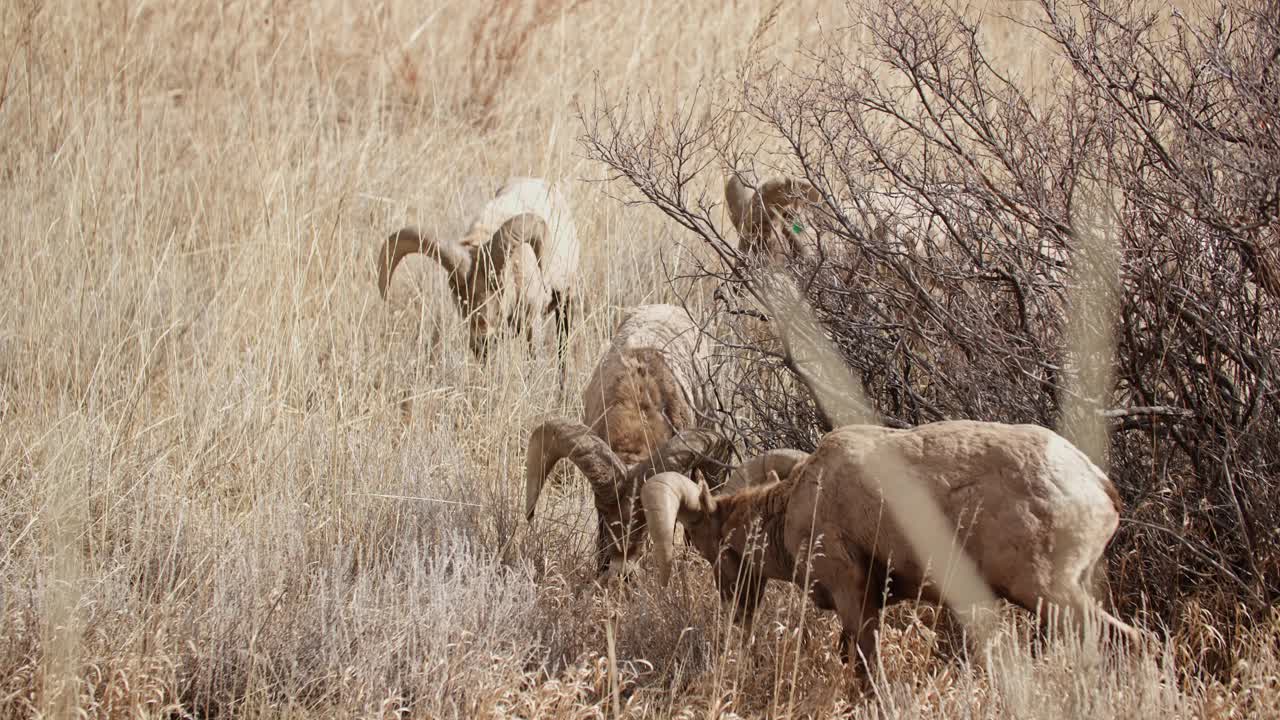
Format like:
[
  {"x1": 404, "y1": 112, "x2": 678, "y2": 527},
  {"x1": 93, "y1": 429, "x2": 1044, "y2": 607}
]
[
  {"x1": 2, "y1": 0, "x2": 1277, "y2": 717},
  {"x1": 585, "y1": 0, "x2": 1280, "y2": 654}
]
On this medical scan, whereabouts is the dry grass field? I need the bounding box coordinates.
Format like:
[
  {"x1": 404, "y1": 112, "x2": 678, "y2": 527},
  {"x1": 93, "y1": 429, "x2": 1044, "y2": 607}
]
[{"x1": 1, "y1": 0, "x2": 1277, "y2": 717}]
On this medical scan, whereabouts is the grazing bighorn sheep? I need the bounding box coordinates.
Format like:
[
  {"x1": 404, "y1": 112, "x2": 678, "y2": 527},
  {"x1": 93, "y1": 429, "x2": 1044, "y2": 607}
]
[
  {"x1": 642, "y1": 420, "x2": 1138, "y2": 672},
  {"x1": 525, "y1": 304, "x2": 725, "y2": 576},
  {"x1": 378, "y1": 177, "x2": 580, "y2": 361},
  {"x1": 724, "y1": 173, "x2": 987, "y2": 268},
  {"x1": 724, "y1": 173, "x2": 823, "y2": 268}
]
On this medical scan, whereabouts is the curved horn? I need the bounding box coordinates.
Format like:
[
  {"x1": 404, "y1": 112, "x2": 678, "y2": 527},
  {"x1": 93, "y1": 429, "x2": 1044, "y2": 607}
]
[
  {"x1": 641, "y1": 471, "x2": 714, "y2": 586},
  {"x1": 483, "y1": 214, "x2": 547, "y2": 280},
  {"x1": 495, "y1": 213, "x2": 547, "y2": 266},
  {"x1": 724, "y1": 448, "x2": 809, "y2": 494},
  {"x1": 627, "y1": 429, "x2": 733, "y2": 487},
  {"x1": 725, "y1": 174, "x2": 756, "y2": 236},
  {"x1": 377, "y1": 227, "x2": 472, "y2": 298},
  {"x1": 760, "y1": 178, "x2": 821, "y2": 214},
  {"x1": 524, "y1": 418, "x2": 626, "y2": 521}
]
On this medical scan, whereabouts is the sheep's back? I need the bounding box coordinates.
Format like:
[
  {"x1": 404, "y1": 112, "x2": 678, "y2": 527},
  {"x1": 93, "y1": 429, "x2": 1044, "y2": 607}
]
[
  {"x1": 582, "y1": 305, "x2": 709, "y2": 461},
  {"x1": 788, "y1": 421, "x2": 1120, "y2": 595},
  {"x1": 467, "y1": 178, "x2": 579, "y2": 293},
  {"x1": 583, "y1": 347, "x2": 689, "y2": 465}
]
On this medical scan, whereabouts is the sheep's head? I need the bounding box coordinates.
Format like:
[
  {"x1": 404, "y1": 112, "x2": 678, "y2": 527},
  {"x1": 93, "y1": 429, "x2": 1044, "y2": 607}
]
[
  {"x1": 642, "y1": 470, "x2": 778, "y2": 624},
  {"x1": 525, "y1": 420, "x2": 731, "y2": 575},
  {"x1": 460, "y1": 214, "x2": 547, "y2": 356},
  {"x1": 725, "y1": 174, "x2": 822, "y2": 262},
  {"x1": 643, "y1": 462, "x2": 795, "y2": 590},
  {"x1": 379, "y1": 214, "x2": 548, "y2": 357}
]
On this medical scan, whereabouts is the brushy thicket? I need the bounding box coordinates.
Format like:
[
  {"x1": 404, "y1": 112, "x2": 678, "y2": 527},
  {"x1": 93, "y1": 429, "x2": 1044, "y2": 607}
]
[
  {"x1": 584, "y1": 0, "x2": 1279, "y2": 659},
  {"x1": 2, "y1": 0, "x2": 1279, "y2": 717}
]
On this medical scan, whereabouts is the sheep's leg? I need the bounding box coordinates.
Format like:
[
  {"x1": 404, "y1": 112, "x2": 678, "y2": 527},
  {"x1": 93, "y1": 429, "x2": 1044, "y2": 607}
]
[
  {"x1": 809, "y1": 581, "x2": 836, "y2": 611},
  {"x1": 811, "y1": 550, "x2": 879, "y2": 674},
  {"x1": 726, "y1": 586, "x2": 764, "y2": 635},
  {"x1": 1039, "y1": 584, "x2": 1141, "y2": 648},
  {"x1": 523, "y1": 305, "x2": 546, "y2": 358},
  {"x1": 593, "y1": 514, "x2": 614, "y2": 577},
  {"x1": 551, "y1": 290, "x2": 572, "y2": 389},
  {"x1": 782, "y1": 581, "x2": 836, "y2": 653},
  {"x1": 598, "y1": 526, "x2": 643, "y2": 582},
  {"x1": 1085, "y1": 557, "x2": 1110, "y2": 600},
  {"x1": 1083, "y1": 557, "x2": 1130, "y2": 634}
]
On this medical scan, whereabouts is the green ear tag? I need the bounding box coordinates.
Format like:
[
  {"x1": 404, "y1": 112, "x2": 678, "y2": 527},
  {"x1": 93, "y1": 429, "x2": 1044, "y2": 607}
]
[{"x1": 792, "y1": 222, "x2": 804, "y2": 234}]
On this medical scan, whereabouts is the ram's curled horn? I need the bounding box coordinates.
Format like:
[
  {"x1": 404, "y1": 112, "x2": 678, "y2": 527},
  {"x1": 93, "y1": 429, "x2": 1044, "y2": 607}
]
[
  {"x1": 627, "y1": 429, "x2": 733, "y2": 486},
  {"x1": 760, "y1": 177, "x2": 821, "y2": 210},
  {"x1": 472, "y1": 215, "x2": 547, "y2": 295},
  {"x1": 524, "y1": 418, "x2": 627, "y2": 521},
  {"x1": 377, "y1": 227, "x2": 472, "y2": 298},
  {"x1": 640, "y1": 472, "x2": 714, "y2": 586},
  {"x1": 496, "y1": 213, "x2": 547, "y2": 261},
  {"x1": 723, "y1": 448, "x2": 809, "y2": 494},
  {"x1": 724, "y1": 174, "x2": 755, "y2": 236}
]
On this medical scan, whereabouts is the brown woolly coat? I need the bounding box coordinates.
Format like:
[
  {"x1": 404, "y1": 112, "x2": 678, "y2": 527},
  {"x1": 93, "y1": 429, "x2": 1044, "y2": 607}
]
[
  {"x1": 581, "y1": 304, "x2": 709, "y2": 464},
  {"x1": 662, "y1": 421, "x2": 1133, "y2": 669}
]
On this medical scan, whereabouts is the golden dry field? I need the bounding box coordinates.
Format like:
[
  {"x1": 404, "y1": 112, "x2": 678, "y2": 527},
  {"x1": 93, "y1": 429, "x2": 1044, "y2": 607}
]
[{"x1": 1, "y1": 0, "x2": 1277, "y2": 717}]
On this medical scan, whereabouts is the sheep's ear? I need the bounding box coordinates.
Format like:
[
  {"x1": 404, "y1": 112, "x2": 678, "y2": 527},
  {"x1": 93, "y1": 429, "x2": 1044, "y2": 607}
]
[
  {"x1": 766, "y1": 470, "x2": 781, "y2": 485},
  {"x1": 792, "y1": 178, "x2": 822, "y2": 204}
]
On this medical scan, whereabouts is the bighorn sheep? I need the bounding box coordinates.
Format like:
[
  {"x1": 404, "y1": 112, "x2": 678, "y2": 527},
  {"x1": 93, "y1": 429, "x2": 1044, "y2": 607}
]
[
  {"x1": 377, "y1": 177, "x2": 580, "y2": 362},
  {"x1": 724, "y1": 173, "x2": 823, "y2": 268},
  {"x1": 525, "y1": 304, "x2": 725, "y2": 576},
  {"x1": 642, "y1": 420, "x2": 1138, "y2": 671},
  {"x1": 725, "y1": 174, "x2": 964, "y2": 268}
]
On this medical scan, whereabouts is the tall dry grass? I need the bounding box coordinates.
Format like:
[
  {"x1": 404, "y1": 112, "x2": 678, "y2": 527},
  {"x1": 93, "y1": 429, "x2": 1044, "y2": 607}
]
[{"x1": 0, "y1": 0, "x2": 1275, "y2": 717}]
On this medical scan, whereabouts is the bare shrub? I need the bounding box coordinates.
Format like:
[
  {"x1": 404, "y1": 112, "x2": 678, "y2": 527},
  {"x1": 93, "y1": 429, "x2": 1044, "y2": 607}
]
[
  {"x1": 5, "y1": 0, "x2": 1280, "y2": 714},
  {"x1": 581, "y1": 0, "x2": 1280, "y2": 653}
]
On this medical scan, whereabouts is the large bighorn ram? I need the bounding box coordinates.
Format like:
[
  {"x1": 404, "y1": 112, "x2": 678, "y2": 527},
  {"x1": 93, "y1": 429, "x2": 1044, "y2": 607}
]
[
  {"x1": 525, "y1": 304, "x2": 727, "y2": 577},
  {"x1": 378, "y1": 177, "x2": 580, "y2": 363},
  {"x1": 642, "y1": 420, "x2": 1138, "y2": 672}
]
